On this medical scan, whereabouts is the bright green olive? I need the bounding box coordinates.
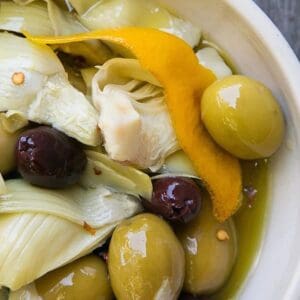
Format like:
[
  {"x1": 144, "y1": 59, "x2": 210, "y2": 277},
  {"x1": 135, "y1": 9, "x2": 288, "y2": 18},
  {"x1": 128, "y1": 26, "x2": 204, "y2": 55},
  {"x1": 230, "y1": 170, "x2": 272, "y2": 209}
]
[
  {"x1": 0, "y1": 125, "x2": 20, "y2": 174},
  {"x1": 176, "y1": 194, "x2": 237, "y2": 295},
  {"x1": 35, "y1": 255, "x2": 113, "y2": 300},
  {"x1": 108, "y1": 213, "x2": 185, "y2": 300},
  {"x1": 201, "y1": 75, "x2": 285, "y2": 159}
]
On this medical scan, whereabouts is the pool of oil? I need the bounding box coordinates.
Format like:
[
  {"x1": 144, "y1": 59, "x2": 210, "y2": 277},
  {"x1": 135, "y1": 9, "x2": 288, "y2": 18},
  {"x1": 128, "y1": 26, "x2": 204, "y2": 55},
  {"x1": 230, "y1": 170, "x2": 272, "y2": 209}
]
[{"x1": 213, "y1": 159, "x2": 269, "y2": 299}]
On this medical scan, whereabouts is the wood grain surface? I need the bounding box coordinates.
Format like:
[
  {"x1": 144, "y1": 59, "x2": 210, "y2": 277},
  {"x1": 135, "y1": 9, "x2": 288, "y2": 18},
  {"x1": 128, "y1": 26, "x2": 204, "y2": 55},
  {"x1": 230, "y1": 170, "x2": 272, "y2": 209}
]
[{"x1": 254, "y1": 0, "x2": 300, "y2": 58}]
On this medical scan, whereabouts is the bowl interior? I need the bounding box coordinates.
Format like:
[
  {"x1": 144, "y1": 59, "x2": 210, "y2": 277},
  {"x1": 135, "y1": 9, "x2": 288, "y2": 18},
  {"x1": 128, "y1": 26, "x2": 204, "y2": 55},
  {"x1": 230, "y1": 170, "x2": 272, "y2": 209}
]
[{"x1": 157, "y1": 0, "x2": 300, "y2": 299}]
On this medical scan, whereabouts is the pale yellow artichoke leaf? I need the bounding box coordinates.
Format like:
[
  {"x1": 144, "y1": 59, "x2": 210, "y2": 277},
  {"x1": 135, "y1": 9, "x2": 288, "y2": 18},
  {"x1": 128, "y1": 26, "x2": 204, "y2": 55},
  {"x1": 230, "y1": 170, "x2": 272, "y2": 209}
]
[
  {"x1": 81, "y1": 67, "x2": 98, "y2": 95},
  {"x1": 65, "y1": 0, "x2": 99, "y2": 14},
  {"x1": 0, "y1": 213, "x2": 117, "y2": 291},
  {"x1": 28, "y1": 73, "x2": 100, "y2": 146},
  {"x1": 0, "y1": 111, "x2": 29, "y2": 134},
  {"x1": 79, "y1": 0, "x2": 201, "y2": 47},
  {"x1": 80, "y1": 150, "x2": 153, "y2": 200},
  {"x1": 47, "y1": 0, "x2": 86, "y2": 35},
  {"x1": 0, "y1": 180, "x2": 141, "y2": 291},
  {"x1": 0, "y1": 1, "x2": 54, "y2": 36},
  {"x1": 159, "y1": 150, "x2": 199, "y2": 177},
  {"x1": 0, "y1": 32, "x2": 62, "y2": 112},
  {"x1": 196, "y1": 47, "x2": 232, "y2": 80},
  {"x1": 0, "y1": 179, "x2": 141, "y2": 229},
  {"x1": 47, "y1": 0, "x2": 113, "y2": 65}
]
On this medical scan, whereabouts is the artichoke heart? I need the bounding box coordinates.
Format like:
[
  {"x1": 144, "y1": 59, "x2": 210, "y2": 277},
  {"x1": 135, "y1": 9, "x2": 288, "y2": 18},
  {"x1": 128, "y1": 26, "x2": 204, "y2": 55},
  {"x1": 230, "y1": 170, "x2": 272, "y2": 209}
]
[
  {"x1": 92, "y1": 58, "x2": 179, "y2": 171},
  {"x1": 0, "y1": 32, "x2": 100, "y2": 146},
  {"x1": 0, "y1": 179, "x2": 141, "y2": 290}
]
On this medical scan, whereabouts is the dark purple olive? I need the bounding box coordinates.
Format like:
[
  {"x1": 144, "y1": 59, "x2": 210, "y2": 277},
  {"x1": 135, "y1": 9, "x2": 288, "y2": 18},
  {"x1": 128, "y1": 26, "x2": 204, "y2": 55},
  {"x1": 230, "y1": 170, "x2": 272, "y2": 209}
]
[
  {"x1": 16, "y1": 126, "x2": 87, "y2": 188},
  {"x1": 143, "y1": 177, "x2": 202, "y2": 223}
]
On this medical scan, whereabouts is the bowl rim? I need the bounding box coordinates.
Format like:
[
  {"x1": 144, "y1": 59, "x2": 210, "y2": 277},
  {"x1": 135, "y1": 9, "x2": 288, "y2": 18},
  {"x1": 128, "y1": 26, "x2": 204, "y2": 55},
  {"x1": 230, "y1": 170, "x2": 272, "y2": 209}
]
[{"x1": 226, "y1": 0, "x2": 300, "y2": 298}]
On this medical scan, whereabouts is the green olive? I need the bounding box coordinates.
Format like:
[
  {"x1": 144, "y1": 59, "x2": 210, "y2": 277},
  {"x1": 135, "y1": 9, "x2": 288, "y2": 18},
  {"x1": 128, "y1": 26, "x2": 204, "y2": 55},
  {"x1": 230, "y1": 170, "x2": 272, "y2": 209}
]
[
  {"x1": 0, "y1": 125, "x2": 20, "y2": 174},
  {"x1": 176, "y1": 194, "x2": 237, "y2": 295},
  {"x1": 35, "y1": 255, "x2": 113, "y2": 300},
  {"x1": 201, "y1": 75, "x2": 285, "y2": 159},
  {"x1": 108, "y1": 213, "x2": 185, "y2": 300}
]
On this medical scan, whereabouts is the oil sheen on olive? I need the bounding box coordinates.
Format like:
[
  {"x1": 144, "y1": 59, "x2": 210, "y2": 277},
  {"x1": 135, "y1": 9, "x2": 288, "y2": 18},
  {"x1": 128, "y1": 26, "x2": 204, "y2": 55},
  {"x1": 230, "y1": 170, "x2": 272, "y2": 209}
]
[
  {"x1": 143, "y1": 177, "x2": 202, "y2": 223},
  {"x1": 16, "y1": 126, "x2": 87, "y2": 188},
  {"x1": 201, "y1": 75, "x2": 285, "y2": 159},
  {"x1": 177, "y1": 194, "x2": 237, "y2": 295},
  {"x1": 35, "y1": 255, "x2": 113, "y2": 300},
  {"x1": 108, "y1": 213, "x2": 185, "y2": 300}
]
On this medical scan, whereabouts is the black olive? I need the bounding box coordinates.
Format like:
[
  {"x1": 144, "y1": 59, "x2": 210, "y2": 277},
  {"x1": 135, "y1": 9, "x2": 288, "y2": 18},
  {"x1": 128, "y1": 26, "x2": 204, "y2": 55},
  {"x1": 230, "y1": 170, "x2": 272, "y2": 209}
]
[
  {"x1": 16, "y1": 126, "x2": 87, "y2": 188},
  {"x1": 142, "y1": 177, "x2": 202, "y2": 224}
]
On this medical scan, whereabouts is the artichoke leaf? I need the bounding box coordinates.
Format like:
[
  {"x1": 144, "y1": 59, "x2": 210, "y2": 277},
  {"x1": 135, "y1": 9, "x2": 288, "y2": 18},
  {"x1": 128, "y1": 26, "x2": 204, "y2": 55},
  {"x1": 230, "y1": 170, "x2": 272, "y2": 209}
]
[
  {"x1": 47, "y1": 0, "x2": 113, "y2": 65},
  {"x1": 28, "y1": 73, "x2": 100, "y2": 146},
  {"x1": 0, "y1": 32, "x2": 62, "y2": 112},
  {"x1": 0, "y1": 111, "x2": 28, "y2": 133},
  {"x1": 5, "y1": 0, "x2": 112, "y2": 65},
  {"x1": 80, "y1": 150, "x2": 153, "y2": 200},
  {"x1": 92, "y1": 58, "x2": 179, "y2": 171},
  {"x1": 0, "y1": 213, "x2": 117, "y2": 291},
  {"x1": 81, "y1": 67, "x2": 98, "y2": 94},
  {"x1": 196, "y1": 47, "x2": 232, "y2": 80},
  {"x1": 7, "y1": 0, "x2": 84, "y2": 36},
  {"x1": 79, "y1": 0, "x2": 201, "y2": 47},
  {"x1": 0, "y1": 180, "x2": 141, "y2": 290},
  {"x1": 66, "y1": 0, "x2": 99, "y2": 14},
  {"x1": 0, "y1": 179, "x2": 141, "y2": 229},
  {"x1": 159, "y1": 151, "x2": 199, "y2": 178},
  {"x1": 0, "y1": 1, "x2": 54, "y2": 36},
  {"x1": 0, "y1": 33, "x2": 100, "y2": 146},
  {"x1": 47, "y1": 0, "x2": 86, "y2": 35}
]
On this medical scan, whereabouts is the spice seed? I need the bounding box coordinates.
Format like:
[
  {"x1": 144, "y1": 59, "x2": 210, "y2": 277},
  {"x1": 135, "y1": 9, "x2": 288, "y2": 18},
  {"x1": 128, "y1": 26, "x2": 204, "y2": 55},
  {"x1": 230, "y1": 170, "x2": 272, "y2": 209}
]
[
  {"x1": 12, "y1": 72, "x2": 25, "y2": 85},
  {"x1": 216, "y1": 229, "x2": 230, "y2": 241}
]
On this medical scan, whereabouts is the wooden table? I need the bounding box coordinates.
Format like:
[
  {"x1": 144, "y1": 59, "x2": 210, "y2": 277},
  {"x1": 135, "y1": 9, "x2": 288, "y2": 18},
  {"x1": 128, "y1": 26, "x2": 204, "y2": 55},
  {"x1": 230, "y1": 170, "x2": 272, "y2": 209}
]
[{"x1": 254, "y1": 0, "x2": 300, "y2": 58}]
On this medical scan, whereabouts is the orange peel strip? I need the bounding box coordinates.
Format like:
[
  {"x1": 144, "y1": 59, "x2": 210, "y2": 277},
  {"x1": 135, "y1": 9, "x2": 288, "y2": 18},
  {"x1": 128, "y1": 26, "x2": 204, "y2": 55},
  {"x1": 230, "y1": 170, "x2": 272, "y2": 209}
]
[{"x1": 26, "y1": 28, "x2": 242, "y2": 222}]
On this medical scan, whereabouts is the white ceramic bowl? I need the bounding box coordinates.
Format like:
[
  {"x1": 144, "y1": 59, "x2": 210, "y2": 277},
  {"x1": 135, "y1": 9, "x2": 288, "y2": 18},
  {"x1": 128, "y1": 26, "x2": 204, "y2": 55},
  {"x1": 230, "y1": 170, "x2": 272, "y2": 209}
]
[{"x1": 157, "y1": 0, "x2": 300, "y2": 299}]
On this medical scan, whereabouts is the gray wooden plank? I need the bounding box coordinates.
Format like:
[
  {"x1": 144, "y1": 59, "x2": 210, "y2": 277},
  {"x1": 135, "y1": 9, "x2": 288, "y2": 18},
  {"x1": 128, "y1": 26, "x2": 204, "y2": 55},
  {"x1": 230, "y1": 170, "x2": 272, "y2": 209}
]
[{"x1": 254, "y1": 0, "x2": 300, "y2": 58}]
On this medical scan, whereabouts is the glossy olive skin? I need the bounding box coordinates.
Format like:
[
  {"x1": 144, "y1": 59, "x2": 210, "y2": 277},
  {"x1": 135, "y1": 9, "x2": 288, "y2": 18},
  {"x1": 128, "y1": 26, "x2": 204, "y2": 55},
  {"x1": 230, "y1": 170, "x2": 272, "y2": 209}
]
[
  {"x1": 35, "y1": 255, "x2": 113, "y2": 300},
  {"x1": 108, "y1": 213, "x2": 185, "y2": 300},
  {"x1": 0, "y1": 125, "x2": 20, "y2": 174},
  {"x1": 16, "y1": 126, "x2": 87, "y2": 188},
  {"x1": 201, "y1": 75, "x2": 285, "y2": 159},
  {"x1": 143, "y1": 177, "x2": 202, "y2": 223},
  {"x1": 177, "y1": 195, "x2": 237, "y2": 295}
]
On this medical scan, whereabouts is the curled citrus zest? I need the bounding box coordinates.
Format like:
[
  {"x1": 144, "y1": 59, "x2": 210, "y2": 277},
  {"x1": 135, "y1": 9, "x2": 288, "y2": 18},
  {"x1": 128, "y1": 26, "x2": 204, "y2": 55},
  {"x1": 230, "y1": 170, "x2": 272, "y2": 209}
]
[{"x1": 26, "y1": 28, "x2": 242, "y2": 221}]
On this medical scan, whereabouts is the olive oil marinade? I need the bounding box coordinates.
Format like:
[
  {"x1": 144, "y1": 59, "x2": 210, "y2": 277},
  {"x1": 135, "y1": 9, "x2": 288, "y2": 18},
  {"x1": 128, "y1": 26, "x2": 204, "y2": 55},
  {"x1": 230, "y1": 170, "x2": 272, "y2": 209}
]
[{"x1": 214, "y1": 160, "x2": 269, "y2": 299}]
